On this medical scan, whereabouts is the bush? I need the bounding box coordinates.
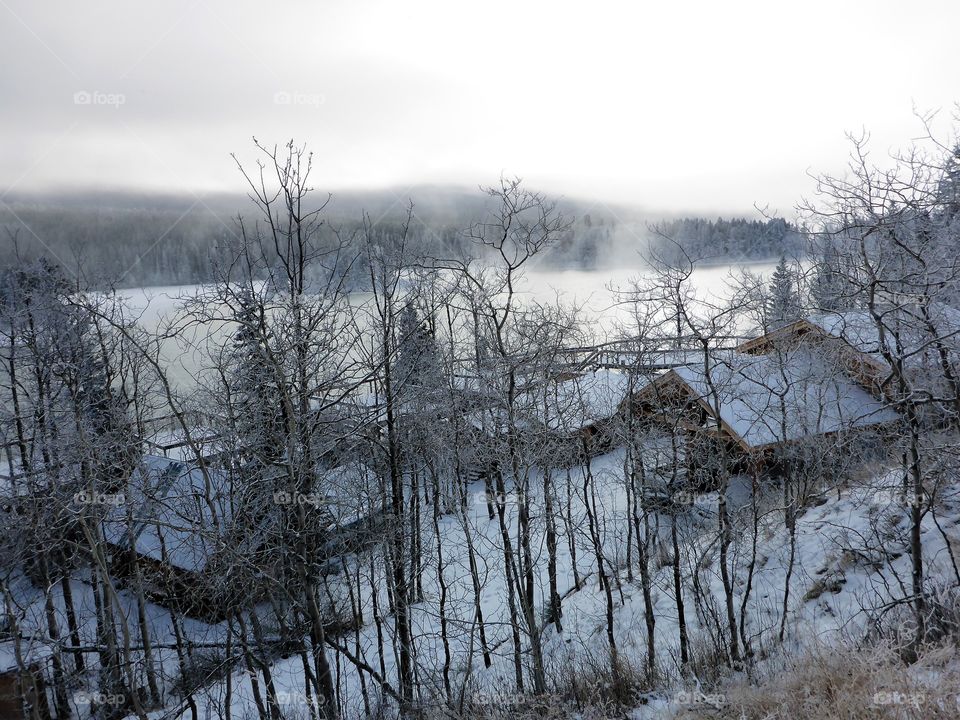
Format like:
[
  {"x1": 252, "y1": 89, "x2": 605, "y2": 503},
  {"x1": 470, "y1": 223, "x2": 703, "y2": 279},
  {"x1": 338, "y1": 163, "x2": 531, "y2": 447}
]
[
  {"x1": 672, "y1": 640, "x2": 960, "y2": 719},
  {"x1": 419, "y1": 651, "x2": 657, "y2": 719},
  {"x1": 551, "y1": 649, "x2": 654, "y2": 711}
]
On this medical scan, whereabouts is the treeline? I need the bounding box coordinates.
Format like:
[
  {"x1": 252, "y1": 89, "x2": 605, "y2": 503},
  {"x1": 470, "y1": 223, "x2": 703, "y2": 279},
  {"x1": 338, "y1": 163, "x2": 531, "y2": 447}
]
[
  {"x1": 0, "y1": 203, "x2": 485, "y2": 289},
  {"x1": 537, "y1": 212, "x2": 619, "y2": 268},
  {"x1": 0, "y1": 204, "x2": 242, "y2": 288},
  {"x1": 652, "y1": 216, "x2": 802, "y2": 262},
  {"x1": 1, "y1": 193, "x2": 804, "y2": 289}
]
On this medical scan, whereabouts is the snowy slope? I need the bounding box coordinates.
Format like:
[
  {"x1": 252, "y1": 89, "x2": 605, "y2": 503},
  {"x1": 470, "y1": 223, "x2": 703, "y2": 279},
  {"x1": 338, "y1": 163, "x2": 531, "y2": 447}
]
[{"x1": 129, "y1": 446, "x2": 960, "y2": 719}]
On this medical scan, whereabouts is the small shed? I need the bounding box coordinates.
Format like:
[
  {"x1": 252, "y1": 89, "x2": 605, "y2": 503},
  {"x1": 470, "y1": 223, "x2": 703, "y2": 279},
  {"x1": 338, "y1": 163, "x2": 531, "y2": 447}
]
[{"x1": 0, "y1": 641, "x2": 51, "y2": 720}]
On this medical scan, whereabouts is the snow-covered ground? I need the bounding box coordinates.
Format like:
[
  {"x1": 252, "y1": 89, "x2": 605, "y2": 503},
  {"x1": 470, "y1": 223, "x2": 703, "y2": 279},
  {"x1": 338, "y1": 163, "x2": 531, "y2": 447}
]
[{"x1": 21, "y1": 445, "x2": 937, "y2": 718}]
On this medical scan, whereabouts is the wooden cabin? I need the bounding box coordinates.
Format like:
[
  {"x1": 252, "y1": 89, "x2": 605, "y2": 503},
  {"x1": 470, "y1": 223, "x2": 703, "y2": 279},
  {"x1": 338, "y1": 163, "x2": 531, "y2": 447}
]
[
  {"x1": 0, "y1": 642, "x2": 51, "y2": 720},
  {"x1": 626, "y1": 346, "x2": 900, "y2": 470},
  {"x1": 100, "y1": 455, "x2": 278, "y2": 621}
]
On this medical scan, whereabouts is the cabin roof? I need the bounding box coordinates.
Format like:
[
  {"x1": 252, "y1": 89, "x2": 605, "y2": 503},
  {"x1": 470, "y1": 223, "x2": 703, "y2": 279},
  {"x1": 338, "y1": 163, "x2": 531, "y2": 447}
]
[
  {"x1": 534, "y1": 368, "x2": 634, "y2": 431},
  {"x1": 0, "y1": 639, "x2": 53, "y2": 672},
  {"x1": 738, "y1": 304, "x2": 960, "y2": 366},
  {"x1": 810, "y1": 304, "x2": 960, "y2": 359},
  {"x1": 100, "y1": 455, "x2": 238, "y2": 572},
  {"x1": 463, "y1": 368, "x2": 640, "y2": 435},
  {"x1": 313, "y1": 461, "x2": 383, "y2": 528},
  {"x1": 666, "y1": 348, "x2": 898, "y2": 450},
  {"x1": 101, "y1": 455, "x2": 380, "y2": 573}
]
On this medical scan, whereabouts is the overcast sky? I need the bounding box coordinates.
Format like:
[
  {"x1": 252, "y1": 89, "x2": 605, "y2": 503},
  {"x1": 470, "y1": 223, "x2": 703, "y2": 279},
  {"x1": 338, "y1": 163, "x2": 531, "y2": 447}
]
[{"x1": 1, "y1": 0, "x2": 958, "y2": 213}]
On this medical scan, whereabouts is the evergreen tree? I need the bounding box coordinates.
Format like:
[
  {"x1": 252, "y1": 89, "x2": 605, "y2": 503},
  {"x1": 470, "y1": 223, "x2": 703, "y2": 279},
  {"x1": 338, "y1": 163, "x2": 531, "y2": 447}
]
[
  {"x1": 395, "y1": 301, "x2": 440, "y2": 394},
  {"x1": 71, "y1": 313, "x2": 141, "y2": 489},
  {"x1": 230, "y1": 290, "x2": 284, "y2": 470},
  {"x1": 810, "y1": 243, "x2": 855, "y2": 312},
  {"x1": 937, "y1": 143, "x2": 960, "y2": 219},
  {"x1": 767, "y1": 256, "x2": 803, "y2": 327}
]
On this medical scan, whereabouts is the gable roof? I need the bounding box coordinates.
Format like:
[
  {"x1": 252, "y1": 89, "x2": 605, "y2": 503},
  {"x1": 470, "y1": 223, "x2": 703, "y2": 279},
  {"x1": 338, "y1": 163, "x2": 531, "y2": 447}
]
[
  {"x1": 738, "y1": 304, "x2": 960, "y2": 370},
  {"x1": 101, "y1": 455, "x2": 246, "y2": 573},
  {"x1": 533, "y1": 368, "x2": 633, "y2": 432},
  {"x1": 101, "y1": 455, "x2": 380, "y2": 574},
  {"x1": 810, "y1": 304, "x2": 960, "y2": 361},
  {"x1": 0, "y1": 639, "x2": 52, "y2": 673},
  {"x1": 735, "y1": 318, "x2": 825, "y2": 355},
  {"x1": 665, "y1": 349, "x2": 898, "y2": 450}
]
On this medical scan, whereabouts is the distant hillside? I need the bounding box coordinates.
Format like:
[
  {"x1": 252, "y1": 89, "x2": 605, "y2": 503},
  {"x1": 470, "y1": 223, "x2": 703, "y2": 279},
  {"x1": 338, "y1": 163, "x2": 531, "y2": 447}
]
[
  {"x1": 0, "y1": 188, "x2": 798, "y2": 287},
  {"x1": 648, "y1": 216, "x2": 804, "y2": 264}
]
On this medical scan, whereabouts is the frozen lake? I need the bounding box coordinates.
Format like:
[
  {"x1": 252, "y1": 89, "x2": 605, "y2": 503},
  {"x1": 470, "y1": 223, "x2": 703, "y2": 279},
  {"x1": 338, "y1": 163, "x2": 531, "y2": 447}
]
[{"x1": 119, "y1": 259, "x2": 782, "y2": 390}]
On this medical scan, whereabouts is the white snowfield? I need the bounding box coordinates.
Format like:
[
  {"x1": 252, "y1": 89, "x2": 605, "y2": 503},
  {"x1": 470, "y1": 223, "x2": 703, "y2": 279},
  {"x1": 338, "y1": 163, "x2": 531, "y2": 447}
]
[{"x1": 4, "y1": 434, "x2": 956, "y2": 719}]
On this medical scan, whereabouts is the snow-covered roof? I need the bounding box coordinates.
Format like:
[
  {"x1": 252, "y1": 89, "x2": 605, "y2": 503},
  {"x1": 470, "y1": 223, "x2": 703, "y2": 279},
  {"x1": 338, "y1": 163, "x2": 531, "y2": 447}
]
[
  {"x1": 101, "y1": 455, "x2": 236, "y2": 573},
  {"x1": 0, "y1": 640, "x2": 52, "y2": 672},
  {"x1": 670, "y1": 348, "x2": 899, "y2": 449},
  {"x1": 461, "y1": 369, "x2": 637, "y2": 436},
  {"x1": 317, "y1": 462, "x2": 384, "y2": 528},
  {"x1": 809, "y1": 303, "x2": 960, "y2": 363},
  {"x1": 101, "y1": 455, "x2": 384, "y2": 573},
  {"x1": 534, "y1": 368, "x2": 632, "y2": 432}
]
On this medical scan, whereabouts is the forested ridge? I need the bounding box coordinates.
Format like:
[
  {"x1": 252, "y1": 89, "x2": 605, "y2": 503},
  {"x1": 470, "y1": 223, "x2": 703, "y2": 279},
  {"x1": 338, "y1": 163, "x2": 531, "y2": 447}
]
[{"x1": 0, "y1": 194, "x2": 799, "y2": 288}]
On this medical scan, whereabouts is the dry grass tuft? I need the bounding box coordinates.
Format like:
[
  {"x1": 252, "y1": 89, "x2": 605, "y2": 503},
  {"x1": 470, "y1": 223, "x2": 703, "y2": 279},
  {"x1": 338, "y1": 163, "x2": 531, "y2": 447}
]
[{"x1": 672, "y1": 640, "x2": 960, "y2": 719}]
